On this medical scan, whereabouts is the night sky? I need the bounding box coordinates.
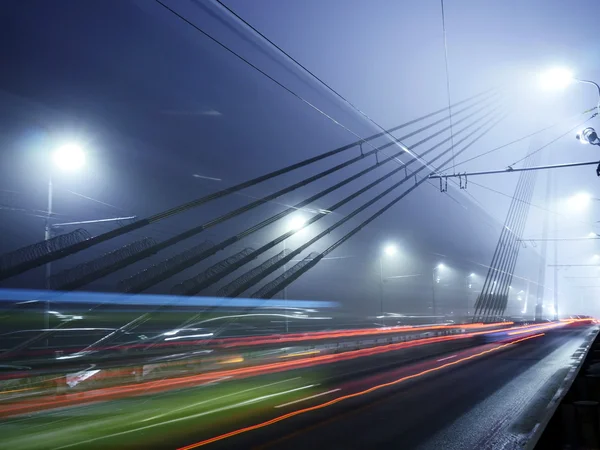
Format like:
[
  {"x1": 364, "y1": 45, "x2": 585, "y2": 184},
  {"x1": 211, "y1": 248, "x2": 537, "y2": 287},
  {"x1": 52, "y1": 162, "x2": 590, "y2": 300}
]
[{"x1": 1, "y1": 0, "x2": 599, "y2": 317}]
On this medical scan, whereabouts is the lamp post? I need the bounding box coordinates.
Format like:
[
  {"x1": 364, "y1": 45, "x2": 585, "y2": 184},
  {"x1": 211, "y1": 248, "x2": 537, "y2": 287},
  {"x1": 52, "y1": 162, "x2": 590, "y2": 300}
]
[
  {"x1": 42, "y1": 143, "x2": 136, "y2": 342},
  {"x1": 379, "y1": 244, "x2": 398, "y2": 327},
  {"x1": 539, "y1": 67, "x2": 600, "y2": 105},
  {"x1": 45, "y1": 143, "x2": 86, "y2": 289},
  {"x1": 432, "y1": 263, "x2": 444, "y2": 323},
  {"x1": 466, "y1": 273, "x2": 475, "y2": 319},
  {"x1": 540, "y1": 68, "x2": 600, "y2": 154}
]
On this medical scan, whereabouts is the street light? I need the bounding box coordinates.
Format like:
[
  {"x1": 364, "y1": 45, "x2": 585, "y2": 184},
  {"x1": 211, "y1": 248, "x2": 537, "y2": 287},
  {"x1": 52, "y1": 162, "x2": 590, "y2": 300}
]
[
  {"x1": 576, "y1": 128, "x2": 600, "y2": 146},
  {"x1": 431, "y1": 263, "x2": 445, "y2": 323},
  {"x1": 46, "y1": 142, "x2": 87, "y2": 286},
  {"x1": 539, "y1": 67, "x2": 600, "y2": 101},
  {"x1": 567, "y1": 192, "x2": 592, "y2": 211},
  {"x1": 539, "y1": 67, "x2": 575, "y2": 90},
  {"x1": 539, "y1": 67, "x2": 600, "y2": 149},
  {"x1": 465, "y1": 273, "x2": 476, "y2": 318},
  {"x1": 383, "y1": 243, "x2": 398, "y2": 257},
  {"x1": 52, "y1": 143, "x2": 86, "y2": 172},
  {"x1": 379, "y1": 243, "x2": 398, "y2": 326}
]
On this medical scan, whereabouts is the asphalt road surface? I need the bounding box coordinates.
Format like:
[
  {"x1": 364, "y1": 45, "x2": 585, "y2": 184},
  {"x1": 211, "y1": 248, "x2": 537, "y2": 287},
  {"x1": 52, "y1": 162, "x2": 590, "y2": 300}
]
[{"x1": 171, "y1": 326, "x2": 596, "y2": 450}]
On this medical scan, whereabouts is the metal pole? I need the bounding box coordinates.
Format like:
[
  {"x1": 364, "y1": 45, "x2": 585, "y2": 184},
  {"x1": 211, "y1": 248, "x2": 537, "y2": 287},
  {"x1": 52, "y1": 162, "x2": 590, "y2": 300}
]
[
  {"x1": 283, "y1": 239, "x2": 288, "y2": 333},
  {"x1": 379, "y1": 257, "x2": 384, "y2": 327},
  {"x1": 466, "y1": 276, "x2": 471, "y2": 320},
  {"x1": 429, "y1": 159, "x2": 600, "y2": 179},
  {"x1": 432, "y1": 267, "x2": 437, "y2": 323},
  {"x1": 524, "y1": 279, "x2": 530, "y2": 318},
  {"x1": 553, "y1": 177, "x2": 559, "y2": 320},
  {"x1": 44, "y1": 175, "x2": 52, "y2": 344}
]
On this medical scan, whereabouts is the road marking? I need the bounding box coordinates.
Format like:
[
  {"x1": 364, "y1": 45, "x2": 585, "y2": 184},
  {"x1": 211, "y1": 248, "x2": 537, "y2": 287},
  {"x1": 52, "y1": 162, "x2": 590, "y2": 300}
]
[
  {"x1": 436, "y1": 354, "x2": 457, "y2": 362},
  {"x1": 275, "y1": 389, "x2": 341, "y2": 409},
  {"x1": 140, "y1": 377, "x2": 301, "y2": 423},
  {"x1": 177, "y1": 333, "x2": 545, "y2": 449},
  {"x1": 55, "y1": 384, "x2": 314, "y2": 449}
]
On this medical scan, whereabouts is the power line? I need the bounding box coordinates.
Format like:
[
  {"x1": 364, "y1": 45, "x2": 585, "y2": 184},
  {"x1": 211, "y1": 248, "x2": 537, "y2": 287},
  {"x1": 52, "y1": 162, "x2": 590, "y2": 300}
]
[
  {"x1": 429, "y1": 159, "x2": 600, "y2": 179},
  {"x1": 223, "y1": 115, "x2": 505, "y2": 298},
  {"x1": 0, "y1": 89, "x2": 497, "y2": 282},
  {"x1": 153, "y1": 1, "x2": 384, "y2": 161},
  {"x1": 251, "y1": 116, "x2": 507, "y2": 299},
  {"x1": 508, "y1": 115, "x2": 596, "y2": 168},
  {"x1": 208, "y1": 0, "x2": 446, "y2": 175},
  {"x1": 467, "y1": 179, "x2": 597, "y2": 226},
  {"x1": 66, "y1": 102, "x2": 500, "y2": 291},
  {"x1": 452, "y1": 109, "x2": 595, "y2": 169},
  {"x1": 440, "y1": 0, "x2": 456, "y2": 173}
]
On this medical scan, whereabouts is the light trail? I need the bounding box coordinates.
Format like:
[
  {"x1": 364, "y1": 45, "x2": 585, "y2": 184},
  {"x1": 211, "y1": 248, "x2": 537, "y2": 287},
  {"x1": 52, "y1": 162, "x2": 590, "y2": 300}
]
[
  {"x1": 54, "y1": 385, "x2": 316, "y2": 449},
  {"x1": 140, "y1": 377, "x2": 302, "y2": 423},
  {"x1": 0, "y1": 321, "x2": 568, "y2": 417},
  {"x1": 274, "y1": 389, "x2": 341, "y2": 408},
  {"x1": 177, "y1": 333, "x2": 546, "y2": 449},
  {"x1": 11, "y1": 321, "x2": 512, "y2": 358}
]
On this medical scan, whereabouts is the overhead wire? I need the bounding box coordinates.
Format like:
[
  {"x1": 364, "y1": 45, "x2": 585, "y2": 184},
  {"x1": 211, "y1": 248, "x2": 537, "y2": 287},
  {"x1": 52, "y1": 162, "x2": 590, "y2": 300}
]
[
  {"x1": 476, "y1": 144, "x2": 541, "y2": 320},
  {"x1": 0, "y1": 86, "x2": 495, "y2": 282},
  {"x1": 467, "y1": 179, "x2": 598, "y2": 227},
  {"x1": 439, "y1": 0, "x2": 456, "y2": 173},
  {"x1": 211, "y1": 113, "x2": 505, "y2": 298},
  {"x1": 252, "y1": 115, "x2": 508, "y2": 299},
  {"x1": 452, "y1": 109, "x2": 596, "y2": 169},
  {"x1": 0, "y1": 90, "x2": 498, "y2": 284},
  {"x1": 208, "y1": 0, "x2": 450, "y2": 174},
  {"x1": 508, "y1": 115, "x2": 596, "y2": 168},
  {"x1": 63, "y1": 98, "x2": 500, "y2": 291}
]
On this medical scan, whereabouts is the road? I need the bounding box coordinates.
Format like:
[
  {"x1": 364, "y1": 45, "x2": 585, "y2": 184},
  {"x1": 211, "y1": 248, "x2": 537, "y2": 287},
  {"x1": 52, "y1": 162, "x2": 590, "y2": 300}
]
[
  {"x1": 0, "y1": 324, "x2": 594, "y2": 450},
  {"x1": 171, "y1": 325, "x2": 596, "y2": 450}
]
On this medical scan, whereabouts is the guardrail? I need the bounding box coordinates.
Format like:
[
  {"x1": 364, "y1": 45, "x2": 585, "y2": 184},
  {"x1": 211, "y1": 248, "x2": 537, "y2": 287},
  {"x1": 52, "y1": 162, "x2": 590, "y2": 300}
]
[{"x1": 528, "y1": 322, "x2": 600, "y2": 449}]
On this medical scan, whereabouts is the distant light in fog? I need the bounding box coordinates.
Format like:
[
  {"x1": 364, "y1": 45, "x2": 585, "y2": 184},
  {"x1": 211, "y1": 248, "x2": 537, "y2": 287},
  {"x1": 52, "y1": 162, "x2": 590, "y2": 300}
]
[
  {"x1": 567, "y1": 192, "x2": 591, "y2": 211},
  {"x1": 437, "y1": 263, "x2": 445, "y2": 270},
  {"x1": 469, "y1": 273, "x2": 475, "y2": 277},
  {"x1": 539, "y1": 67, "x2": 574, "y2": 90},
  {"x1": 287, "y1": 214, "x2": 307, "y2": 231},
  {"x1": 52, "y1": 143, "x2": 86, "y2": 172},
  {"x1": 383, "y1": 244, "x2": 398, "y2": 257}
]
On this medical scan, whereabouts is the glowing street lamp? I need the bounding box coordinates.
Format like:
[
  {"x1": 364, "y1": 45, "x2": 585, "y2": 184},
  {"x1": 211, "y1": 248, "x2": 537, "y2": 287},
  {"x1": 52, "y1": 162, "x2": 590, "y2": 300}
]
[
  {"x1": 539, "y1": 67, "x2": 575, "y2": 90},
  {"x1": 52, "y1": 143, "x2": 86, "y2": 172},
  {"x1": 383, "y1": 243, "x2": 398, "y2": 257},
  {"x1": 46, "y1": 142, "x2": 87, "y2": 272},
  {"x1": 576, "y1": 128, "x2": 600, "y2": 146},
  {"x1": 539, "y1": 67, "x2": 600, "y2": 99},
  {"x1": 567, "y1": 192, "x2": 592, "y2": 211},
  {"x1": 431, "y1": 263, "x2": 446, "y2": 322},
  {"x1": 539, "y1": 67, "x2": 600, "y2": 146},
  {"x1": 287, "y1": 214, "x2": 307, "y2": 231},
  {"x1": 379, "y1": 243, "x2": 399, "y2": 326}
]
